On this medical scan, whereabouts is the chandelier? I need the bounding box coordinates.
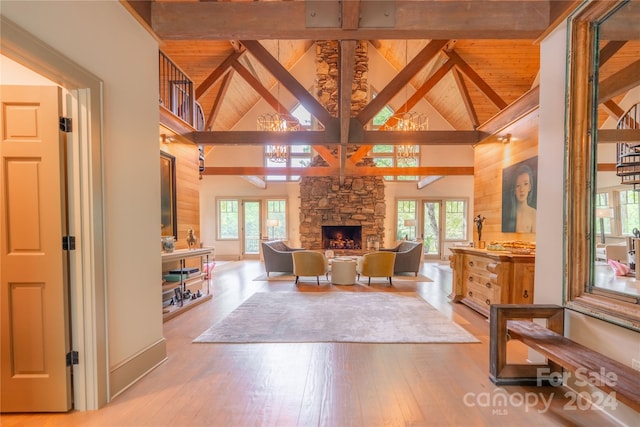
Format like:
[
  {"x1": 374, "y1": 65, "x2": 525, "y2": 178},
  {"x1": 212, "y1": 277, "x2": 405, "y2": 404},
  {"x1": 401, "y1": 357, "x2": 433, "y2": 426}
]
[
  {"x1": 384, "y1": 111, "x2": 428, "y2": 159},
  {"x1": 257, "y1": 112, "x2": 300, "y2": 163}
]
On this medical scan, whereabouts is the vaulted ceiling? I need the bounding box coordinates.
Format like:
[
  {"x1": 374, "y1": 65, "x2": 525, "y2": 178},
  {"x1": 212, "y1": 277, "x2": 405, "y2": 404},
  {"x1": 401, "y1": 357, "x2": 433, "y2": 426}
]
[{"x1": 123, "y1": 0, "x2": 640, "y2": 179}]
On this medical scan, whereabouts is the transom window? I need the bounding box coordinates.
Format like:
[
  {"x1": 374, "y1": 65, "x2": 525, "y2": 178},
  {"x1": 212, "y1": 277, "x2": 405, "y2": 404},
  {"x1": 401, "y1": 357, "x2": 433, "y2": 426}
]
[
  {"x1": 371, "y1": 97, "x2": 420, "y2": 181},
  {"x1": 264, "y1": 104, "x2": 313, "y2": 181}
]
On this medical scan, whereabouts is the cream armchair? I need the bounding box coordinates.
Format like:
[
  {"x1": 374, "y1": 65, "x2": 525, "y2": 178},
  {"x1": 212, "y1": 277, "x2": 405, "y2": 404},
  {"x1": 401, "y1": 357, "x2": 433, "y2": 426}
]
[
  {"x1": 292, "y1": 251, "x2": 329, "y2": 286},
  {"x1": 356, "y1": 251, "x2": 396, "y2": 286}
]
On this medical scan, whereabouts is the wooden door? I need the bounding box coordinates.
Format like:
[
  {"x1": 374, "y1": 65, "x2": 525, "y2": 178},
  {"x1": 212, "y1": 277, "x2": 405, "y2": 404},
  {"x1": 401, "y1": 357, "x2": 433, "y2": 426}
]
[{"x1": 0, "y1": 85, "x2": 72, "y2": 412}]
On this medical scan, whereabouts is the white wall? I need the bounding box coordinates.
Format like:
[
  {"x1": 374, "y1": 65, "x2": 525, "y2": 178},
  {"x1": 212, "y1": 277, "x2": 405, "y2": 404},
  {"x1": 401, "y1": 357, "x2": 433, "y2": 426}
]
[
  {"x1": 1, "y1": 0, "x2": 163, "y2": 386},
  {"x1": 536, "y1": 22, "x2": 567, "y2": 304}
]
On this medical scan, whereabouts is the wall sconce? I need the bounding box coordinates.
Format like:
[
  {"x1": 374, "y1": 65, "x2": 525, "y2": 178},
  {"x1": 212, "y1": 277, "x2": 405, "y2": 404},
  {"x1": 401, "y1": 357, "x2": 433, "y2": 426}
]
[
  {"x1": 595, "y1": 207, "x2": 614, "y2": 244},
  {"x1": 160, "y1": 133, "x2": 175, "y2": 144},
  {"x1": 499, "y1": 133, "x2": 512, "y2": 144}
]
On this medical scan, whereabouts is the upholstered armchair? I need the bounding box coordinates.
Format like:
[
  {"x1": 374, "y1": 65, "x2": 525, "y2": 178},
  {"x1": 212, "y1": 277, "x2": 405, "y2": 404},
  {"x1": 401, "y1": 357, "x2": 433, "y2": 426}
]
[
  {"x1": 380, "y1": 241, "x2": 423, "y2": 276},
  {"x1": 292, "y1": 250, "x2": 329, "y2": 285},
  {"x1": 356, "y1": 251, "x2": 396, "y2": 286},
  {"x1": 261, "y1": 240, "x2": 304, "y2": 277}
]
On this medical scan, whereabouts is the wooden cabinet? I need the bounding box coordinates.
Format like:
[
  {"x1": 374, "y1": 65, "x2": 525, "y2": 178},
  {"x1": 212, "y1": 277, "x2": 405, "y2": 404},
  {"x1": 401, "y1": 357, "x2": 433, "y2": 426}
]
[
  {"x1": 448, "y1": 248, "x2": 535, "y2": 317},
  {"x1": 161, "y1": 247, "x2": 214, "y2": 322}
]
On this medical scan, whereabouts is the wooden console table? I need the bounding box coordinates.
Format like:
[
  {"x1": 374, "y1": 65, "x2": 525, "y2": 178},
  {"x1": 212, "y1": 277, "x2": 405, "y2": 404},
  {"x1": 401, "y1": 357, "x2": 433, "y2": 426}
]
[
  {"x1": 161, "y1": 247, "x2": 214, "y2": 322},
  {"x1": 448, "y1": 247, "x2": 535, "y2": 317}
]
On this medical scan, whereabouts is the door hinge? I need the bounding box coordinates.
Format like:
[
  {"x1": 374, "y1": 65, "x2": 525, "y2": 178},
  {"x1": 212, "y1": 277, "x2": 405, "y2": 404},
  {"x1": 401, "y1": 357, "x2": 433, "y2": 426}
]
[
  {"x1": 62, "y1": 236, "x2": 76, "y2": 251},
  {"x1": 66, "y1": 351, "x2": 79, "y2": 366},
  {"x1": 59, "y1": 116, "x2": 72, "y2": 132}
]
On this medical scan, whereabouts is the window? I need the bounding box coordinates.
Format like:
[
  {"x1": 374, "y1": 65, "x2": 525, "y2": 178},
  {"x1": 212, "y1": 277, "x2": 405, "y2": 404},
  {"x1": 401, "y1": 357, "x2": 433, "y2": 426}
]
[
  {"x1": 396, "y1": 200, "x2": 417, "y2": 240},
  {"x1": 445, "y1": 200, "x2": 467, "y2": 240},
  {"x1": 619, "y1": 189, "x2": 639, "y2": 236},
  {"x1": 595, "y1": 192, "x2": 611, "y2": 236},
  {"x1": 371, "y1": 101, "x2": 420, "y2": 181},
  {"x1": 218, "y1": 200, "x2": 239, "y2": 239},
  {"x1": 264, "y1": 104, "x2": 313, "y2": 181},
  {"x1": 266, "y1": 199, "x2": 287, "y2": 240}
]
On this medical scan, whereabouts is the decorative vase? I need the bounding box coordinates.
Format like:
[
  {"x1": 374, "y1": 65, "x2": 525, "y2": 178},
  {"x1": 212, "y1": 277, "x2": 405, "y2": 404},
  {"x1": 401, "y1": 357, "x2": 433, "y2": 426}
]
[{"x1": 161, "y1": 236, "x2": 175, "y2": 253}]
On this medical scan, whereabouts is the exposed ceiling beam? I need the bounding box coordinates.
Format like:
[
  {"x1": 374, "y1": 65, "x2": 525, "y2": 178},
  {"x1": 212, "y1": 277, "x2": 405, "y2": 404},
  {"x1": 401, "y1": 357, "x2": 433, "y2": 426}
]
[
  {"x1": 598, "y1": 129, "x2": 640, "y2": 143},
  {"x1": 241, "y1": 40, "x2": 334, "y2": 126},
  {"x1": 190, "y1": 130, "x2": 483, "y2": 146},
  {"x1": 202, "y1": 166, "x2": 474, "y2": 177},
  {"x1": 241, "y1": 175, "x2": 267, "y2": 189},
  {"x1": 601, "y1": 100, "x2": 624, "y2": 122},
  {"x1": 452, "y1": 69, "x2": 480, "y2": 129},
  {"x1": 357, "y1": 39, "x2": 449, "y2": 125},
  {"x1": 383, "y1": 58, "x2": 455, "y2": 129},
  {"x1": 150, "y1": 1, "x2": 551, "y2": 40},
  {"x1": 445, "y1": 49, "x2": 507, "y2": 109},
  {"x1": 339, "y1": 40, "x2": 357, "y2": 184},
  {"x1": 599, "y1": 1, "x2": 640, "y2": 41},
  {"x1": 195, "y1": 49, "x2": 244, "y2": 99},
  {"x1": 599, "y1": 40, "x2": 627, "y2": 66},
  {"x1": 230, "y1": 60, "x2": 290, "y2": 114},
  {"x1": 477, "y1": 86, "x2": 539, "y2": 136},
  {"x1": 312, "y1": 145, "x2": 339, "y2": 168},
  {"x1": 417, "y1": 175, "x2": 444, "y2": 189},
  {"x1": 341, "y1": 0, "x2": 361, "y2": 30},
  {"x1": 598, "y1": 59, "x2": 640, "y2": 104},
  {"x1": 205, "y1": 70, "x2": 233, "y2": 131}
]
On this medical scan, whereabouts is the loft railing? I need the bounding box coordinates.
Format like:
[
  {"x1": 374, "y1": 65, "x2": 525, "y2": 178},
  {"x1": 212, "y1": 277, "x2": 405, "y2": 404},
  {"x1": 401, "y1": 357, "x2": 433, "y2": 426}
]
[
  {"x1": 615, "y1": 103, "x2": 640, "y2": 189},
  {"x1": 159, "y1": 51, "x2": 204, "y2": 131}
]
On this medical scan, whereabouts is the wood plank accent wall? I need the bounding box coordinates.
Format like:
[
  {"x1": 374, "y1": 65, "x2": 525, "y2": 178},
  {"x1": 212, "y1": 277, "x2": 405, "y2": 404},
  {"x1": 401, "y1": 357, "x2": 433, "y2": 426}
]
[
  {"x1": 473, "y1": 109, "x2": 539, "y2": 243},
  {"x1": 160, "y1": 141, "x2": 201, "y2": 250}
]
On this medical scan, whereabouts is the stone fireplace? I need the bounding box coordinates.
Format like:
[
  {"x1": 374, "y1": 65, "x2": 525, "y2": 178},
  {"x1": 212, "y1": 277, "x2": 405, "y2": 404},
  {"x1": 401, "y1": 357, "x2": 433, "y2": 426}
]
[
  {"x1": 322, "y1": 225, "x2": 362, "y2": 250},
  {"x1": 299, "y1": 173, "x2": 386, "y2": 251}
]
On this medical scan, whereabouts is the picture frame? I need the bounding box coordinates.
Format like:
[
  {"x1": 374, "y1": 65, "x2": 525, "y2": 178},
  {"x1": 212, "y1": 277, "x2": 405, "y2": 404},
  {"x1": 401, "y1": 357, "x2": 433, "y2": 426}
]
[
  {"x1": 501, "y1": 157, "x2": 538, "y2": 232},
  {"x1": 160, "y1": 151, "x2": 177, "y2": 239}
]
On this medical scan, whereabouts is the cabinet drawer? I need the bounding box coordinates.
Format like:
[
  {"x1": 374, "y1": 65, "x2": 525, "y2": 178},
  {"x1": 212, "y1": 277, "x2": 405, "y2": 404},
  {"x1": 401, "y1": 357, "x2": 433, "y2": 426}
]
[
  {"x1": 464, "y1": 254, "x2": 492, "y2": 272},
  {"x1": 465, "y1": 285, "x2": 494, "y2": 308},
  {"x1": 468, "y1": 280, "x2": 501, "y2": 303},
  {"x1": 464, "y1": 270, "x2": 493, "y2": 287}
]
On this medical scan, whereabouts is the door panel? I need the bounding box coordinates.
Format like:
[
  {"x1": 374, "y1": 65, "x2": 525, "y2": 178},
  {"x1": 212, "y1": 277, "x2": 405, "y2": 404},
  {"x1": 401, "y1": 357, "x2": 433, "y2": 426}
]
[
  {"x1": 0, "y1": 85, "x2": 72, "y2": 412},
  {"x1": 243, "y1": 201, "x2": 261, "y2": 256},
  {"x1": 423, "y1": 201, "x2": 442, "y2": 258}
]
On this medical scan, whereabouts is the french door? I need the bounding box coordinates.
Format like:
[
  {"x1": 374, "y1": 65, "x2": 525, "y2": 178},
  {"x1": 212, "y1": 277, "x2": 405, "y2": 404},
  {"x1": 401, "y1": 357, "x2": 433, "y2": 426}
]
[
  {"x1": 423, "y1": 201, "x2": 442, "y2": 259},
  {"x1": 242, "y1": 200, "x2": 261, "y2": 257}
]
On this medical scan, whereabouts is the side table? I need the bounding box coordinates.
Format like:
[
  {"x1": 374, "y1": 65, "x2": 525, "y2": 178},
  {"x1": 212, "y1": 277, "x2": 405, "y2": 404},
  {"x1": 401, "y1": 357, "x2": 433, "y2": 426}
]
[{"x1": 330, "y1": 259, "x2": 357, "y2": 285}]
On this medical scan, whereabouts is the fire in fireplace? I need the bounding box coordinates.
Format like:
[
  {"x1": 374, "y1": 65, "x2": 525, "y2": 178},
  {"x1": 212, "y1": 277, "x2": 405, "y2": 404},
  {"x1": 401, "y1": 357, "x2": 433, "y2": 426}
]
[{"x1": 322, "y1": 225, "x2": 362, "y2": 250}]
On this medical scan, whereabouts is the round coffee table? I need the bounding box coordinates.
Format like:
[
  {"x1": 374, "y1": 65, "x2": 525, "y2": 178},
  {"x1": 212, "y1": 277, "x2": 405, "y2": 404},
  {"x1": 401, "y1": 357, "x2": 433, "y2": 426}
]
[{"x1": 330, "y1": 259, "x2": 357, "y2": 285}]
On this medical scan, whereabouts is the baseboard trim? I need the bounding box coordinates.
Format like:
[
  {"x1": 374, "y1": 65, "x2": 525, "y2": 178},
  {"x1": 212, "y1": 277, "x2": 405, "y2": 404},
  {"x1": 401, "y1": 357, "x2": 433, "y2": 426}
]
[{"x1": 109, "y1": 338, "x2": 167, "y2": 399}]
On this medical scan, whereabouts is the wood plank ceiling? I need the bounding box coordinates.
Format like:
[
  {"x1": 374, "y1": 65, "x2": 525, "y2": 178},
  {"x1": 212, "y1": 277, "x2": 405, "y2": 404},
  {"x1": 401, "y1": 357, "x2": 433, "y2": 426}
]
[{"x1": 123, "y1": 0, "x2": 640, "y2": 178}]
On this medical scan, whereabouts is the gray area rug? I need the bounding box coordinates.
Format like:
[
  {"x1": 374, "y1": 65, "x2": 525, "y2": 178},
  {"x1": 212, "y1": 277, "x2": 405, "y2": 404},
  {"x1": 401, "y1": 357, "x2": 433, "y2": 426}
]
[{"x1": 194, "y1": 292, "x2": 479, "y2": 344}]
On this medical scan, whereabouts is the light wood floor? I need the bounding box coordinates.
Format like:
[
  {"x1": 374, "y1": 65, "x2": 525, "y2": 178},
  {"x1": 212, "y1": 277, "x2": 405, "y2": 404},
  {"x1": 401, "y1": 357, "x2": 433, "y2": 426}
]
[{"x1": 1, "y1": 261, "x2": 625, "y2": 426}]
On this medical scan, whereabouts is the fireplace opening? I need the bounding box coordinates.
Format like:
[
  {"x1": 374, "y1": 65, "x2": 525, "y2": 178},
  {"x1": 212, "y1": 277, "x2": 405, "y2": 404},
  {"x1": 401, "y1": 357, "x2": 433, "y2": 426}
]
[{"x1": 322, "y1": 225, "x2": 362, "y2": 250}]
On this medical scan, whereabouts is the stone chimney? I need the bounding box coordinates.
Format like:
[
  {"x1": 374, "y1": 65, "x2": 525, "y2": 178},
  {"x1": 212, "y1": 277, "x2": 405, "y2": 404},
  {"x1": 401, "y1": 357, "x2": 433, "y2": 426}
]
[{"x1": 299, "y1": 41, "x2": 386, "y2": 250}]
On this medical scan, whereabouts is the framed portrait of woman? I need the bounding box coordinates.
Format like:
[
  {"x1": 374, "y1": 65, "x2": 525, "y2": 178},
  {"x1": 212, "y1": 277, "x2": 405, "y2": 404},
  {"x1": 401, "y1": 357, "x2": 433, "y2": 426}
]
[{"x1": 501, "y1": 157, "x2": 538, "y2": 233}]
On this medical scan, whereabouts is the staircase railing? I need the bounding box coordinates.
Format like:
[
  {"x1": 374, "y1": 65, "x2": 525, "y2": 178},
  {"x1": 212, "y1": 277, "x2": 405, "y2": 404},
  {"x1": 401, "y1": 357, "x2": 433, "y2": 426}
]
[
  {"x1": 159, "y1": 51, "x2": 204, "y2": 131},
  {"x1": 615, "y1": 103, "x2": 640, "y2": 189}
]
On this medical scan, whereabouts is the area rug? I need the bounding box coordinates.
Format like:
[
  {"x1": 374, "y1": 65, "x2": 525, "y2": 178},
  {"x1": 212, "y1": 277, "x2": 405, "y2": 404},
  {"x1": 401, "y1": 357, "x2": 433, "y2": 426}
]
[
  {"x1": 252, "y1": 272, "x2": 433, "y2": 282},
  {"x1": 193, "y1": 292, "x2": 479, "y2": 344}
]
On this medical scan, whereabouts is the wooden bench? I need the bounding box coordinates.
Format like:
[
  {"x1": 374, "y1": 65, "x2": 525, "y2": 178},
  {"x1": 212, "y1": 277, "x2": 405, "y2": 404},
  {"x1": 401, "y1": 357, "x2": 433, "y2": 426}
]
[{"x1": 489, "y1": 304, "x2": 640, "y2": 412}]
